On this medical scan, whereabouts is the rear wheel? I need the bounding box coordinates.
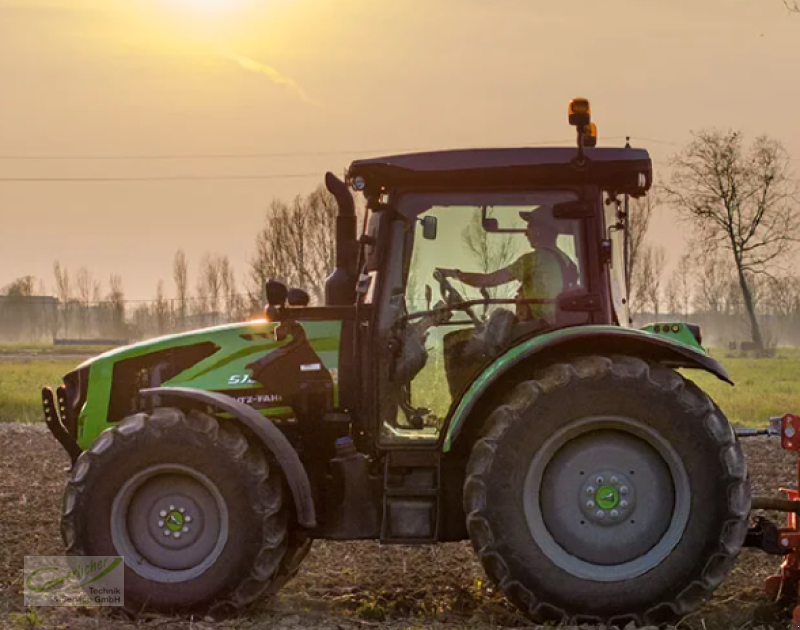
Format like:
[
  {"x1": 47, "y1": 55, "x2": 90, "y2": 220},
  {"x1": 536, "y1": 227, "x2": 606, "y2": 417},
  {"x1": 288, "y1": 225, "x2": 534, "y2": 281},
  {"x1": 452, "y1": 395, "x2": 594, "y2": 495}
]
[
  {"x1": 62, "y1": 407, "x2": 301, "y2": 613},
  {"x1": 463, "y1": 355, "x2": 750, "y2": 626}
]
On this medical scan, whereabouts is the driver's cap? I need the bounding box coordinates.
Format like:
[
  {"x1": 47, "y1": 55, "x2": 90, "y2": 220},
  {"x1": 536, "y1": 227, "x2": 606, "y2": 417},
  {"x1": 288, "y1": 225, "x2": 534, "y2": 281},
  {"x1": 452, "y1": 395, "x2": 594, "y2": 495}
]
[{"x1": 519, "y1": 205, "x2": 555, "y2": 225}]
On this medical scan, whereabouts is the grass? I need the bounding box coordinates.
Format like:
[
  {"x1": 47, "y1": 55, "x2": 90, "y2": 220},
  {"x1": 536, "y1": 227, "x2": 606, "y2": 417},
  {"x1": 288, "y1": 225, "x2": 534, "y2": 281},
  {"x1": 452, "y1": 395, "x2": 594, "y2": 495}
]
[
  {"x1": 1, "y1": 345, "x2": 799, "y2": 427},
  {"x1": 0, "y1": 358, "x2": 81, "y2": 423},
  {"x1": 684, "y1": 347, "x2": 800, "y2": 428},
  {"x1": 0, "y1": 342, "x2": 114, "y2": 357}
]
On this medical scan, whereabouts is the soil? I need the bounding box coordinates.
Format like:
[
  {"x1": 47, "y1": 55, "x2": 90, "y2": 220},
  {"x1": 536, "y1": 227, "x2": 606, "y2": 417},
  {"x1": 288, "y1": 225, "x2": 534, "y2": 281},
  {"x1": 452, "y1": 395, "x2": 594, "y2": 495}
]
[{"x1": 1, "y1": 424, "x2": 797, "y2": 630}]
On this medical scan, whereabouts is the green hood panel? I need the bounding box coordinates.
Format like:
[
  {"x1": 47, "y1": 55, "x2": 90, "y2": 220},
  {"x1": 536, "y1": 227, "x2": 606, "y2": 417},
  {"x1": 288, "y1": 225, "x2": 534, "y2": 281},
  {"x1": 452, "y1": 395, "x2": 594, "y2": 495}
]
[{"x1": 76, "y1": 319, "x2": 343, "y2": 448}]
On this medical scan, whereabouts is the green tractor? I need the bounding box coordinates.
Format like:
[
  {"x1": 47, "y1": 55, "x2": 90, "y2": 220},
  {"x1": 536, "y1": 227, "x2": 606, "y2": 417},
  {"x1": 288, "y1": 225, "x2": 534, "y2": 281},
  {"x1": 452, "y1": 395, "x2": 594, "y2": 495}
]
[{"x1": 42, "y1": 101, "x2": 749, "y2": 626}]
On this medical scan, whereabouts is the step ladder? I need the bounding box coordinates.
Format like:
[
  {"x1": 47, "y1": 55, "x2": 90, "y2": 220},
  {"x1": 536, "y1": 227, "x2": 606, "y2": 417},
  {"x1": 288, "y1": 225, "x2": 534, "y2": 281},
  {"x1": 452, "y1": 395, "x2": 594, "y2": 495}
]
[{"x1": 380, "y1": 450, "x2": 441, "y2": 543}]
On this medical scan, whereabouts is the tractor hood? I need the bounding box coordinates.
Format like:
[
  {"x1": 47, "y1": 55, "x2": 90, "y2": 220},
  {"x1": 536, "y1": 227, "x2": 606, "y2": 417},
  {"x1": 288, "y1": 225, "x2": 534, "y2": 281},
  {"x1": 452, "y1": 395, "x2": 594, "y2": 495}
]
[{"x1": 70, "y1": 319, "x2": 343, "y2": 449}]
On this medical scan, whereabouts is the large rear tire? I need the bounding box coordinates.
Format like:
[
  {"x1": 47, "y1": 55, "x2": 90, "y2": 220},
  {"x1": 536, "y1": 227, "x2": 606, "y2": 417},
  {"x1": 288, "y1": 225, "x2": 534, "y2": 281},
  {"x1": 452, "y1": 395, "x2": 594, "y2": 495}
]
[
  {"x1": 61, "y1": 407, "x2": 302, "y2": 614},
  {"x1": 463, "y1": 355, "x2": 750, "y2": 626}
]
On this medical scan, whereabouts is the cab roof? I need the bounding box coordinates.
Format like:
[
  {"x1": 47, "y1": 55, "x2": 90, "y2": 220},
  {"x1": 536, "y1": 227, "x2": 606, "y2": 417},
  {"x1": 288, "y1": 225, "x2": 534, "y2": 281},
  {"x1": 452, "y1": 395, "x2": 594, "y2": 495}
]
[{"x1": 348, "y1": 146, "x2": 652, "y2": 197}]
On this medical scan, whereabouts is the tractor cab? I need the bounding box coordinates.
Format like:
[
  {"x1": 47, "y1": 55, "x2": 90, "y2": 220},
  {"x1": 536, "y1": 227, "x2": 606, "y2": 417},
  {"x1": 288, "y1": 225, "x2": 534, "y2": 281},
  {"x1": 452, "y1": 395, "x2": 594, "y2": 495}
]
[{"x1": 343, "y1": 108, "x2": 652, "y2": 445}]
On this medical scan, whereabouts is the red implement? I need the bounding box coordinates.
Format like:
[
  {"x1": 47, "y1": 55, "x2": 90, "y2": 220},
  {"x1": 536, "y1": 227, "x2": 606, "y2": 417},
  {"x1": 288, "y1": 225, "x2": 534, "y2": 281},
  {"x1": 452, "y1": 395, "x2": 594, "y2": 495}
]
[{"x1": 764, "y1": 414, "x2": 800, "y2": 627}]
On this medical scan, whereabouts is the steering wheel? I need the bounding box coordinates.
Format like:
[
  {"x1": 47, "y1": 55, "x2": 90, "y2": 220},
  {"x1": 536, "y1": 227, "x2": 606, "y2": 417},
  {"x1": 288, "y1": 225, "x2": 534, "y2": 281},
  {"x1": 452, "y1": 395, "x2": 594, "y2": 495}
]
[{"x1": 432, "y1": 268, "x2": 482, "y2": 326}]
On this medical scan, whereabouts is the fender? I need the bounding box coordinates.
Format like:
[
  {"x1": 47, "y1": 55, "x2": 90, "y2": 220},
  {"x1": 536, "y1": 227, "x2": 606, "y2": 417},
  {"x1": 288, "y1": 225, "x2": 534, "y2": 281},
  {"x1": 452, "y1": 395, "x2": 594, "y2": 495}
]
[
  {"x1": 140, "y1": 386, "x2": 316, "y2": 529},
  {"x1": 442, "y1": 325, "x2": 732, "y2": 453}
]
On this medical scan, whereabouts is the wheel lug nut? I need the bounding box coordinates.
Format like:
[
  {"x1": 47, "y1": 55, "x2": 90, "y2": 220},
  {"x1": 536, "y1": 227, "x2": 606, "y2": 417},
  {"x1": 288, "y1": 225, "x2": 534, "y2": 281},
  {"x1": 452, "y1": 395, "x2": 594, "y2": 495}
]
[
  {"x1": 158, "y1": 520, "x2": 164, "y2": 527},
  {"x1": 173, "y1": 532, "x2": 181, "y2": 539},
  {"x1": 586, "y1": 500, "x2": 595, "y2": 509},
  {"x1": 586, "y1": 486, "x2": 595, "y2": 496},
  {"x1": 163, "y1": 530, "x2": 170, "y2": 536},
  {"x1": 620, "y1": 500, "x2": 629, "y2": 509},
  {"x1": 620, "y1": 486, "x2": 629, "y2": 495},
  {"x1": 179, "y1": 507, "x2": 185, "y2": 513},
  {"x1": 169, "y1": 505, "x2": 175, "y2": 510},
  {"x1": 610, "y1": 476, "x2": 619, "y2": 484},
  {"x1": 595, "y1": 476, "x2": 604, "y2": 485},
  {"x1": 595, "y1": 510, "x2": 605, "y2": 520},
  {"x1": 186, "y1": 516, "x2": 192, "y2": 523},
  {"x1": 182, "y1": 526, "x2": 190, "y2": 533},
  {"x1": 159, "y1": 510, "x2": 167, "y2": 517},
  {"x1": 610, "y1": 509, "x2": 619, "y2": 519}
]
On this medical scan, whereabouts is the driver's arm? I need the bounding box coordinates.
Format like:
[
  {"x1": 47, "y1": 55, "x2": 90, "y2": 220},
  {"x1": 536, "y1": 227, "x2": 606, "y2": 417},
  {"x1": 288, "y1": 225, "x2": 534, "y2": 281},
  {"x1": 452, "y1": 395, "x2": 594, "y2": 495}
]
[{"x1": 454, "y1": 268, "x2": 514, "y2": 288}]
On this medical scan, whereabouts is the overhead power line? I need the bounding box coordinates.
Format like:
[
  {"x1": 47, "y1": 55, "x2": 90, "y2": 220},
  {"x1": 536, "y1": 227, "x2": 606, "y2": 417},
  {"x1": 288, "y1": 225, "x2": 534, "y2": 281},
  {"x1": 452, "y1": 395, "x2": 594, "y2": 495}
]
[{"x1": 0, "y1": 173, "x2": 321, "y2": 182}]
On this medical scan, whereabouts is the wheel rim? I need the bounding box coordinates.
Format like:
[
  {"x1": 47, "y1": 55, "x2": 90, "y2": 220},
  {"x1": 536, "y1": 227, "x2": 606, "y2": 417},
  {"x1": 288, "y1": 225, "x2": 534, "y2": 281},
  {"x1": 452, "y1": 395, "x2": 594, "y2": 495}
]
[
  {"x1": 523, "y1": 415, "x2": 691, "y2": 582},
  {"x1": 111, "y1": 464, "x2": 229, "y2": 583}
]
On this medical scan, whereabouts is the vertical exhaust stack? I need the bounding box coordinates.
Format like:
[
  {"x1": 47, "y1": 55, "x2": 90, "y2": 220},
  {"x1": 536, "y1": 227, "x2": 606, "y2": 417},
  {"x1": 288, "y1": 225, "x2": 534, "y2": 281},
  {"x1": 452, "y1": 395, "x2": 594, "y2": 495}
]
[{"x1": 324, "y1": 172, "x2": 358, "y2": 305}]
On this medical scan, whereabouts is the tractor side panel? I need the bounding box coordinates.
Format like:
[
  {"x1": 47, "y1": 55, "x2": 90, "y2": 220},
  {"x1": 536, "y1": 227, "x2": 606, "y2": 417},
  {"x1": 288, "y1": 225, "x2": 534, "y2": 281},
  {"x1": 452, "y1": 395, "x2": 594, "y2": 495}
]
[{"x1": 76, "y1": 320, "x2": 343, "y2": 449}]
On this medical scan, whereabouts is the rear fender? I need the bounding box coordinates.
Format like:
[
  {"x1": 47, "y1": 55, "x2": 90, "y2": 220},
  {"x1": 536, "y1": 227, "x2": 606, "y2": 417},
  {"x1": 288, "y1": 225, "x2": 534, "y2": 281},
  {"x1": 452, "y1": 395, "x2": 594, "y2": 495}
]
[
  {"x1": 140, "y1": 386, "x2": 315, "y2": 529},
  {"x1": 442, "y1": 325, "x2": 732, "y2": 453}
]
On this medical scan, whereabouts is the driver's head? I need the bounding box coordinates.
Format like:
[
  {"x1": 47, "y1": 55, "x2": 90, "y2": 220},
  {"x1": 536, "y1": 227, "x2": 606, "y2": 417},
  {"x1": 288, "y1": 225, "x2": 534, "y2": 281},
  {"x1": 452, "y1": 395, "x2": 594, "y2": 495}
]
[{"x1": 519, "y1": 206, "x2": 559, "y2": 248}]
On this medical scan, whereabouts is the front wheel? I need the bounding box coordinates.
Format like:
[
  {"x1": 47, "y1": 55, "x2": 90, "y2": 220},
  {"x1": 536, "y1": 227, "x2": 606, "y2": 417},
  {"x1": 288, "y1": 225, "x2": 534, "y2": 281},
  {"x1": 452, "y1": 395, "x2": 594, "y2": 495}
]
[
  {"x1": 463, "y1": 355, "x2": 750, "y2": 626},
  {"x1": 62, "y1": 408, "x2": 296, "y2": 613}
]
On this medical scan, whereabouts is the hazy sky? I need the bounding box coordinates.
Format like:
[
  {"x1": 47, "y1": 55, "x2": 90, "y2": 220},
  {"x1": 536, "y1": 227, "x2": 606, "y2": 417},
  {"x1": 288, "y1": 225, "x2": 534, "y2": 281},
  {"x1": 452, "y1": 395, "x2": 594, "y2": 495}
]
[{"x1": 1, "y1": 0, "x2": 798, "y2": 300}]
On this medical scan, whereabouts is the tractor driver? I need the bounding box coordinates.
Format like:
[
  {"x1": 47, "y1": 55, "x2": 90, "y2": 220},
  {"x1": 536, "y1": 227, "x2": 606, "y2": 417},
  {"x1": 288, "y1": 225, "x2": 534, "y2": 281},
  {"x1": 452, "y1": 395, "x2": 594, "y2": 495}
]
[{"x1": 439, "y1": 206, "x2": 578, "y2": 323}]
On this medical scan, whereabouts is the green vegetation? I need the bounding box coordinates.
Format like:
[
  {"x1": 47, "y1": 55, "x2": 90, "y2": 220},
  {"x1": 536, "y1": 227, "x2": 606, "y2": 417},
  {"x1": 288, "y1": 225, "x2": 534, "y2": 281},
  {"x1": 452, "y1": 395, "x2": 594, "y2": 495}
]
[
  {"x1": 685, "y1": 347, "x2": 800, "y2": 428},
  {"x1": 1, "y1": 347, "x2": 799, "y2": 427},
  {"x1": 0, "y1": 358, "x2": 80, "y2": 423}
]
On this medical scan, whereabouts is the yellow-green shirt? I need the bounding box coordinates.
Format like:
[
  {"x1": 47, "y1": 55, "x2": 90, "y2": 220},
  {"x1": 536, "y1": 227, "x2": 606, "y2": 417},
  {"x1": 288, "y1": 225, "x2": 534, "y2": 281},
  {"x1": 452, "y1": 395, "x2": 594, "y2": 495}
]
[{"x1": 508, "y1": 250, "x2": 565, "y2": 320}]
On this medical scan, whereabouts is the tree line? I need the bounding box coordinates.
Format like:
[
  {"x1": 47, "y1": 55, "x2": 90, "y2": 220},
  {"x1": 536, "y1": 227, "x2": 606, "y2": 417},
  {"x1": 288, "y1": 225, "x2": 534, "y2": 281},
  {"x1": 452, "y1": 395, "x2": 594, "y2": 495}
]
[{"x1": 1, "y1": 129, "x2": 798, "y2": 351}]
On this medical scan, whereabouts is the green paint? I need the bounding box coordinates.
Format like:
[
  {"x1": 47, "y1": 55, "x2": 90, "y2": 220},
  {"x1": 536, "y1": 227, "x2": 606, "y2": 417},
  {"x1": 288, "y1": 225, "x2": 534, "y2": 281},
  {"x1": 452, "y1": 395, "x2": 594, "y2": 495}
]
[
  {"x1": 639, "y1": 322, "x2": 705, "y2": 353},
  {"x1": 74, "y1": 319, "x2": 343, "y2": 449},
  {"x1": 596, "y1": 485, "x2": 619, "y2": 510},
  {"x1": 165, "y1": 510, "x2": 184, "y2": 532},
  {"x1": 442, "y1": 325, "x2": 714, "y2": 452}
]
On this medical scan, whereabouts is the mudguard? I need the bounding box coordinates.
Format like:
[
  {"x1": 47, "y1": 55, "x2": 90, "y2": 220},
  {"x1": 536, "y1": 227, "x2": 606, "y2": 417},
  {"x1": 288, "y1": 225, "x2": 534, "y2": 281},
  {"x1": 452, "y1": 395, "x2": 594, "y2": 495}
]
[
  {"x1": 442, "y1": 325, "x2": 732, "y2": 452},
  {"x1": 140, "y1": 386, "x2": 316, "y2": 529}
]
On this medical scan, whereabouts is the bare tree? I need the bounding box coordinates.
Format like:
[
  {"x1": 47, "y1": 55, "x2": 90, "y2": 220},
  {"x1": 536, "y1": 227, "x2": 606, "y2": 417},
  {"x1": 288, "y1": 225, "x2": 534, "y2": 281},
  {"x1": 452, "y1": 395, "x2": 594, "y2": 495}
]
[
  {"x1": 75, "y1": 267, "x2": 93, "y2": 338},
  {"x1": 198, "y1": 254, "x2": 224, "y2": 324},
  {"x1": 173, "y1": 250, "x2": 189, "y2": 330},
  {"x1": 154, "y1": 280, "x2": 171, "y2": 334},
  {"x1": 2, "y1": 276, "x2": 36, "y2": 296},
  {"x1": 460, "y1": 210, "x2": 518, "y2": 298},
  {"x1": 665, "y1": 274, "x2": 680, "y2": 317},
  {"x1": 665, "y1": 129, "x2": 799, "y2": 353},
  {"x1": 693, "y1": 252, "x2": 730, "y2": 315},
  {"x1": 673, "y1": 254, "x2": 693, "y2": 319},
  {"x1": 105, "y1": 274, "x2": 126, "y2": 338},
  {"x1": 53, "y1": 261, "x2": 71, "y2": 337},
  {"x1": 626, "y1": 192, "x2": 658, "y2": 303},
  {"x1": 637, "y1": 245, "x2": 666, "y2": 317},
  {"x1": 251, "y1": 185, "x2": 339, "y2": 304},
  {"x1": 220, "y1": 256, "x2": 245, "y2": 322}
]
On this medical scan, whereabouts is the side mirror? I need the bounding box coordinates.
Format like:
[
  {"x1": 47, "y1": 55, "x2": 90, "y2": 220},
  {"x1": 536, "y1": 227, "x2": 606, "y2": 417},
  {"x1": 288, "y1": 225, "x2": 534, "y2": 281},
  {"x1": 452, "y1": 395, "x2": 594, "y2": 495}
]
[
  {"x1": 482, "y1": 217, "x2": 500, "y2": 232},
  {"x1": 420, "y1": 216, "x2": 438, "y2": 240},
  {"x1": 553, "y1": 200, "x2": 594, "y2": 219},
  {"x1": 287, "y1": 288, "x2": 310, "y2": 307},
  {"x1": 266, "y1": 279, "x2": 288, "y2": 306}
]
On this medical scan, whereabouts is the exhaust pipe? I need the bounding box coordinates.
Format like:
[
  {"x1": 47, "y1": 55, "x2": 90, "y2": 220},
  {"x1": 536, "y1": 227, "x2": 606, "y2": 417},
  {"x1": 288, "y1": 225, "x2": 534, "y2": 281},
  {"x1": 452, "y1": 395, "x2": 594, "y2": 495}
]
[{"x1": 324, "y1": 172, "x2": 357, "y2": 305}]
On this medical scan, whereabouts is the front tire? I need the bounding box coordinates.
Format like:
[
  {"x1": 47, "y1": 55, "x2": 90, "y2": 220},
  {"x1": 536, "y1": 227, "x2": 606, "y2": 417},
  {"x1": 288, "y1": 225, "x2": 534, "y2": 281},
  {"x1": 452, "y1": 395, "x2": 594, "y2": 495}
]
[
  {"x1": 62, "y1": 407, "x2": 293, "y2": 614},
  {"x1": 463, "y1": 355, "x2": 750, "y2": 626}
]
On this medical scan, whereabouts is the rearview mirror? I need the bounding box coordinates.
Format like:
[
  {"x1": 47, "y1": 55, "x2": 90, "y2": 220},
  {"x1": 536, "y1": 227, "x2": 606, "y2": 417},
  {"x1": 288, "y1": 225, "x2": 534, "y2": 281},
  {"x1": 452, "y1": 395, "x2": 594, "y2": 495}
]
[
  {"x1": 266, "y1": 279, "x2": 288, "y2": 306},
  {"x1": 420, "y1": 216, "x2": 438, "y2": 240}
]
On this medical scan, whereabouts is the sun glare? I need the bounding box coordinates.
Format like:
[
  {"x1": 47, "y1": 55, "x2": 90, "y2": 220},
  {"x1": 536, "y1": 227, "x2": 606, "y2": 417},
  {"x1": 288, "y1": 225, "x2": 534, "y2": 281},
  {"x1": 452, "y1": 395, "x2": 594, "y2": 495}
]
[{"x1": 173, "y1": 0, "x2": 238, "y2": 13}]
